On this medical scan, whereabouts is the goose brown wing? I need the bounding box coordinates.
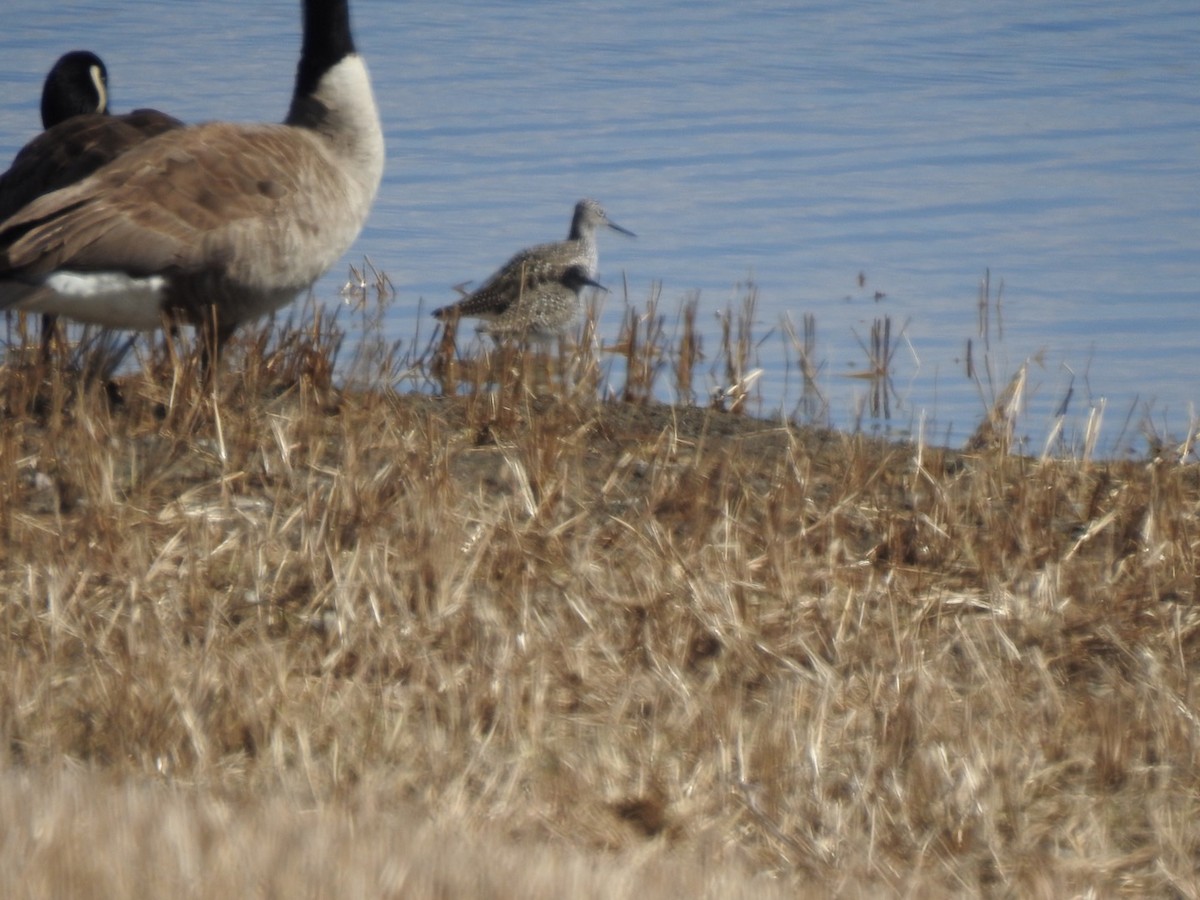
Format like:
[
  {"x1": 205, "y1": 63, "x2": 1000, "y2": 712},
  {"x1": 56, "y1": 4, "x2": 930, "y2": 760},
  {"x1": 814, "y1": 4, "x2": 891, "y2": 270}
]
[
  {"x1": 1, "y1": 122, "x2": 335, "y2": 281},
  {"x1": 0, "y1": 109, "x2": 182, "y2": 221}
]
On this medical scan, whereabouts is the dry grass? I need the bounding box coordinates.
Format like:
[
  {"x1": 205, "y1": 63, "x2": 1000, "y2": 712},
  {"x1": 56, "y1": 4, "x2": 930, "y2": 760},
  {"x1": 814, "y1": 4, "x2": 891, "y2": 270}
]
[{"x1": 1, "y1": 291, "x2": 1199, "y2": 898}]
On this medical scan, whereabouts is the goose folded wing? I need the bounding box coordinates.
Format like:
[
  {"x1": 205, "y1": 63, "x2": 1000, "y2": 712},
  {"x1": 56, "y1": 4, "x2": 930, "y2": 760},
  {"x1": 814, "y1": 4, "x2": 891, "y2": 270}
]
[
  {"x1": 0, "y1": 122, "x2": 329, "y2": 281},
  {"x1": 0, "y1": 110, "x2": 183, "y2": 222}
]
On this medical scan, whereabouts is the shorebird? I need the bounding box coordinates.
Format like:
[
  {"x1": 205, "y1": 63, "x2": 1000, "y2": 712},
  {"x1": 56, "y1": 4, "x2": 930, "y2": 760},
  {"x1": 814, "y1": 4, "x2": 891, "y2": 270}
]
[
  {"x1": 469, "y1": 264, "x2": 606, "y2": 343},
  {"x1": 0, "y1": 0, "x2": 384, "y2": 372},
  {"x1": 0, "y1": 51, "x2": 184, "y2": 357},
  {"x1": 432, "y1": 198, "x2": 632, "y2": 338}
]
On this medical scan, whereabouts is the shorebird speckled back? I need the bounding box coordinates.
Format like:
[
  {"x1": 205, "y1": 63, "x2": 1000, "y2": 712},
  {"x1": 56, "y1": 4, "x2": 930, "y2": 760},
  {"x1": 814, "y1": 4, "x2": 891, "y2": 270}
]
[
  {"x1": 476, "y1": 265, "x2": 606, "y2": 343},
  {"x1": 432, "y1": 198, "x2": 633, "y2": 331}
]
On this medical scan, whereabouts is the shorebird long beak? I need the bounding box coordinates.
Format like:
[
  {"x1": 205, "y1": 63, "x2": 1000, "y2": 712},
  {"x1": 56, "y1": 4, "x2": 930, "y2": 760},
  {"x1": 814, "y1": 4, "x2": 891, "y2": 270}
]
[
  {"x1": 584, "y1": 275, "x2": 609, "y2": 292},
  {"x1": 606, "y1": 220, "x2": 636, "y2": 238}
]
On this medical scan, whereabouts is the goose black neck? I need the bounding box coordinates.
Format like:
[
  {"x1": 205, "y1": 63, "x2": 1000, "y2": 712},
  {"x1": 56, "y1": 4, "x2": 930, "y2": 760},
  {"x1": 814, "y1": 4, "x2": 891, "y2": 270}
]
[{"x1": 293, "y1": 0, "x2": 356, "y2": 99}]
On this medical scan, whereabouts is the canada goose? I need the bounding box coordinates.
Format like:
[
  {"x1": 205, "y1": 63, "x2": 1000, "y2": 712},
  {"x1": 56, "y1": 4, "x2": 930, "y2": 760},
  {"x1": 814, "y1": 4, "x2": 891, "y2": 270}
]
[
  {"x1": 0, "y1": 50, "x2": 184, "y2": 357},
  {"x1": 1, "y1": 51, "x2": 183, "y2": 218},
  {"x1": 432, "y1": 199, "x2": 633, "y2": 333},
  {"x1": 0, "y1": 0, "x2": 384, "y2": 370}
]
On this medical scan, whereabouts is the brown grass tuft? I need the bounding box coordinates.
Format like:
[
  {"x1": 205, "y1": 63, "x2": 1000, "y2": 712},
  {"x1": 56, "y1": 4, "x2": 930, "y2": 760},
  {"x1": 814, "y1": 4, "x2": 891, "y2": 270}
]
[{"x1": 1, "y1": 287, "x2": 1198, "y2": 897}]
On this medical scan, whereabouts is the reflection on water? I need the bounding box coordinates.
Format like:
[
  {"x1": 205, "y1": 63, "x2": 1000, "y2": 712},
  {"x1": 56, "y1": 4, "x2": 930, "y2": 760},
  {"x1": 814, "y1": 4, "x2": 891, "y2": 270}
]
[{"x1": 1, "y1": 0, "x2": 1196, "y2": 455}]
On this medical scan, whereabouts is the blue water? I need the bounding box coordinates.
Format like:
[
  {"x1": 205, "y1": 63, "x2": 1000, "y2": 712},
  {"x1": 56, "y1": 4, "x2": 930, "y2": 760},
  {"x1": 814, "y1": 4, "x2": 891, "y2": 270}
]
[{"x1": 2, "y1": 0, "x2": 1197, "y2": 455}]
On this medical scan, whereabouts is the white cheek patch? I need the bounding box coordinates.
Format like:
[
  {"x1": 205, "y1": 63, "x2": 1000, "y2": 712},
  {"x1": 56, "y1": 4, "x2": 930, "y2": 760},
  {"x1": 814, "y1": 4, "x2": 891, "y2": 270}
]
[
  {"x1": 35, "y1": 271, "x2": 168, "y2": 330},
  {"x1": 90, "y1": 64, "x2": 108, "y2": 113}
]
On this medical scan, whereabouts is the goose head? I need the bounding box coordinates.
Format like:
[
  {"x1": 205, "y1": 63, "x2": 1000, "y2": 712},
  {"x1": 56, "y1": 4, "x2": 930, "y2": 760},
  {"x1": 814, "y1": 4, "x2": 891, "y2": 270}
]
[{"x1": 40, "y1": 50, "x2": 109, "y2": 128}]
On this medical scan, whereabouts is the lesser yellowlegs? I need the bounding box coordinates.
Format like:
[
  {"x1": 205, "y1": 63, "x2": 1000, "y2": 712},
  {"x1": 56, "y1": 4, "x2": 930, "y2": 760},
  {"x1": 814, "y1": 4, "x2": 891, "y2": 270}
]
[
  {"x1": 473, "y1": 264, "x2": 606, "y2": 342},
  {"x1": 433, "y1": 198, "x2": 633, "y2": 337}
]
